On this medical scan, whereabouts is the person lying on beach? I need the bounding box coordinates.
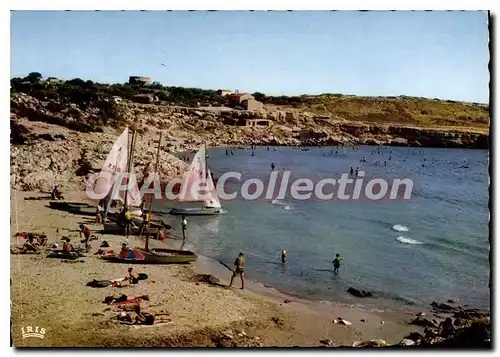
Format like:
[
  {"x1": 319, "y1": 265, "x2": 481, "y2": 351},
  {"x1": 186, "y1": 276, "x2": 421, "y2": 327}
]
[
  {"x1": 229, "y1": 252, "x2": 245, "y2": 290},
  {"x1": 117, "y1": 305, "x2": 171, "y2": 326},
  {"x1": 21, "y1": 235, "x2": 40, "y2": 253}
]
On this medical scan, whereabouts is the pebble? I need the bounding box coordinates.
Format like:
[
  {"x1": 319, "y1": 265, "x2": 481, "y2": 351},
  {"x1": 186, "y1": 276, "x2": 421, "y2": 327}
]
[
  {"x1": 333, "y1": 317, "x2": 352, "y2": 326},
  {"x1": 320, "y1": 339, "x2": 333, "y2": 346},
  {"x1": 398, "y1": 338, "x2": 416, "y2": 346}
]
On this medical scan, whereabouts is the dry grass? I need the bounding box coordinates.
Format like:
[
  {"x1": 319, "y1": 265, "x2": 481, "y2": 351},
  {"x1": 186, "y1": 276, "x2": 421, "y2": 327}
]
[{"x1": 269, "y1": 95, "x2": 490, "y2": 131}]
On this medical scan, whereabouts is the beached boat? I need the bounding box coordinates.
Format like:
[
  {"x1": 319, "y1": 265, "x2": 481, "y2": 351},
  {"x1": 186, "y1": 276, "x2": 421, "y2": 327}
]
[
  {"x1": 102, "y1": 248, "x2": 197, "y2": 264},
  {"x1": 48, "y1": 201, "x2": 96, "y2": 215},
  {"x1": 169, "y1": 147, "x2": 222, "y2": 216}
]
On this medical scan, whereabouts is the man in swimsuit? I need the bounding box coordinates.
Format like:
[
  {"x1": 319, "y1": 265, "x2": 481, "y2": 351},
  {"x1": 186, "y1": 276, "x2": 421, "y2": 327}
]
[
  {"x1": 79, "y1": 224, "x2": 92, "y2": 252},
  {"x1": 123, "y1": 208, "x2": 133, "y2": 237},
  {"x1": 229, "y1": 252, "x2": 245, "y2": 290}
]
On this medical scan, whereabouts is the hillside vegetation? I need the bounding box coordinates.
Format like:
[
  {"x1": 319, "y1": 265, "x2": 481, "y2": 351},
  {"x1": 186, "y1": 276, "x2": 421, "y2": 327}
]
[{"x1": 11, "y1": 73, "x2": 489, "y2": 133}]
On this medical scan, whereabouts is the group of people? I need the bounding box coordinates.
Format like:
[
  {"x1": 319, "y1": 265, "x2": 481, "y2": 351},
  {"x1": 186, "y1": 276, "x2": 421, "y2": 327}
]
[{"x1": 227, "y1": 251, "x2": 343, "y2": 290}]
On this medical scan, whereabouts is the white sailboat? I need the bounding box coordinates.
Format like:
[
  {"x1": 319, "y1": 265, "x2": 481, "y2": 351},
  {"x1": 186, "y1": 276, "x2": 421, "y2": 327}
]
[
  {"x1": 94, "y1": 127, "x2": 143, "y2": 231},
  {"x1": 170, "y1": 147, "x2": 222, "y2": 215}
]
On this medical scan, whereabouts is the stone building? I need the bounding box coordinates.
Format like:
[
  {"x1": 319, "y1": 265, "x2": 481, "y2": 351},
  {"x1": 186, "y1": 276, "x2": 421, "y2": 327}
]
[
  {"x1": 226, "y1": 93, "x2": 264, "y2": 111},
  {"x1": 216, "y1": 89, "x2": 233, "y2": 96}
]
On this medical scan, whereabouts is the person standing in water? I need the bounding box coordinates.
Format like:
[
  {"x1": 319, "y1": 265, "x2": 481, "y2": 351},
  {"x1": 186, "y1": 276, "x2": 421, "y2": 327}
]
[
  {"x1": 181, "y1": 215, "x2": 187, "y2": 241},
  {"x1": 333, "y1": 253, "x2": 343, "y2": 274},
  {"x1": 355, "y1": 167, "x2": 359, "y2": 177},
  {"x1": 229, "y1": 252, "x2": 245, "y2": 289},
  {"x1": 350, "y1": 166, "x2": 354, "y2": 175},
  {"x1": 281, "y1": 249, "x2": 288, "y2": 263},
  {"x1": 271, "y1": 163, "x2": 275, "y2": 171}
]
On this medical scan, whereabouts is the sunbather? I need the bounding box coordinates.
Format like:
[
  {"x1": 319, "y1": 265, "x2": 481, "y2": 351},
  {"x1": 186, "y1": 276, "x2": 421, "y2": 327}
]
[
  {"x1": 21, "y1": 235, "x2": 39, "y2": 253},
  {"x1": 62, "y1": 238, "x2": 73, "y2": 253},
  {"x1": 127, "y1": 267, "x2": 139, "y2": 284}
]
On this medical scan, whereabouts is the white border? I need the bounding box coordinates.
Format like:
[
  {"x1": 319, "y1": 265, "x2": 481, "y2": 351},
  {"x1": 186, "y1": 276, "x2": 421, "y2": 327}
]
[{"x1": 2, "y1": 2, "x2": 497, "y2": 357}]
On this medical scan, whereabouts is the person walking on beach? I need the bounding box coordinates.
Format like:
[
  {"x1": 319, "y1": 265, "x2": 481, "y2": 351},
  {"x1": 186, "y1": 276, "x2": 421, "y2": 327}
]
[
  {"x1": 79, "y1": 224, "x2": 92, "y2": 252},
  {"x1": 333, "y1": 253, "x2": 342, "y2": 274},
  {"x1": 350, "y1": 166, "x2": 354, "y2": 175},
  {"x1": 355, "y1": 167, "x2": 359, "y2": 177},
  {"x1": 181, "y1": 215, "x2": 187, "y2": 241},
  {"x1": 229, "y1": 252, "x2": 245, "y2": 289}
]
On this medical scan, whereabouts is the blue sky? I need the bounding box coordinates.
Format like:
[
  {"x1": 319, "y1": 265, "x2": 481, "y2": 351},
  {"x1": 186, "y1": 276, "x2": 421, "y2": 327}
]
[{"x1": 11, "y1": 11, "x2": 489, "y2": 103}]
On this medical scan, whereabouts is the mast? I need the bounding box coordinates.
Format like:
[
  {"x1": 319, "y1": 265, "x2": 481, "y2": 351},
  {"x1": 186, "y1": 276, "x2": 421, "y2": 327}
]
[
  {"x1": 145, "y1": 131, "x2": 162, "y2": 251},
  {"x1": 124, "y1": 128, "x2": 136, "y2": 208}
]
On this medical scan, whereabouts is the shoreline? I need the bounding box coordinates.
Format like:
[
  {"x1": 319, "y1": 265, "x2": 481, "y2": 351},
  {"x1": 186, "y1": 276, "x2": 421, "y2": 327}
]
[{"x1": 11, "y1": 189, "x2": 431, "y2": 347}]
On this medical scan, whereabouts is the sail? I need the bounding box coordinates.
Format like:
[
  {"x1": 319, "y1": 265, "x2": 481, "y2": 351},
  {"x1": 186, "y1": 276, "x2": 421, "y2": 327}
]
[
  {"x1": 203, "y1": 169, "x2": 221, "y2": 209},
  {"x1": 179, "y1": 147, "x2": 207, "y2": 202},
  {"x1": 94, "y1": 127, "x2": 142, "y2": 208},
  {"x1": 94, "y1": 128, "x2": 129, "y2": 198}
]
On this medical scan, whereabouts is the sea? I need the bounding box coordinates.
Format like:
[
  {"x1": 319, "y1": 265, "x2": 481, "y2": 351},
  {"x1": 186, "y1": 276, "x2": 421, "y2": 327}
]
[{"x1": 154, "y1": 145, "x2": 490, "y2": 310}]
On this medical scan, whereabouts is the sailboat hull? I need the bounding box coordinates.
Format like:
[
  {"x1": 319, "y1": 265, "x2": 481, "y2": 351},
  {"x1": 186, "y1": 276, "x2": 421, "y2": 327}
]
[
  {"x1": 169, "y1": 207, "x2": 221, "y2": 216},
  {"x1": 102, "y1": 248, "x2": 197, "y2": 264}
]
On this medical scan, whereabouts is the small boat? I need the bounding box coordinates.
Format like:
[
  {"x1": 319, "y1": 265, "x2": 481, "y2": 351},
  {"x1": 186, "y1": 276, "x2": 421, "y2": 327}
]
[
  {"x1": 170, "y1": 206, "x2": 221, "y2": 215},
  {"x1": 102, "y1": 215, "x2": 163, "y2": 236},
  {"x1": 102, "y1": 248, "x2": 197, "y2": 264}
]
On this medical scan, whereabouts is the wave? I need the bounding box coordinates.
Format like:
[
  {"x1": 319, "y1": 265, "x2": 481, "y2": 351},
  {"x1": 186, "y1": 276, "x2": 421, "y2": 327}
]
[
  {"x1": 396, "y1": 236, "x2": 423, "y2": 245},
  {"x1": 392, "y1": 224, "x2": 409, "y2": 232},
  {"x1": 284, "y1": 205, "x2": 292, "y2": 210}
]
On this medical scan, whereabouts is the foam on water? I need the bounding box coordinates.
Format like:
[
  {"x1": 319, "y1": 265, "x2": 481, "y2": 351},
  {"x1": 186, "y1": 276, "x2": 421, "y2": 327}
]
[
  {"x1": 392, "y1": 224, "x2": 410, "y2": 232},
  {"x1": 396, "y1": 236, "x2": 423, "y2": 245}
]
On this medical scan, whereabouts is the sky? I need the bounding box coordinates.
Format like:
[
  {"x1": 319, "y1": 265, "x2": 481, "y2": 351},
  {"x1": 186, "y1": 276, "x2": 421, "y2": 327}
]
[{"x1": 10, "y1": 11, "x2": 490, "y2": 103}]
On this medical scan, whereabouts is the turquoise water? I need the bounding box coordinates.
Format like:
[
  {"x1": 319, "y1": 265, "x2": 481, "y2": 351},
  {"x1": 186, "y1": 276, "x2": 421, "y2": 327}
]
[{"x1": 155, "y1": 146, "x2": 490, "y2": 310}]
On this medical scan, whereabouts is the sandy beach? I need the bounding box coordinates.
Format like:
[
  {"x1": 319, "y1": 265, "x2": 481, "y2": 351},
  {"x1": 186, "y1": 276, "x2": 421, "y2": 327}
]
[{"x1": 9, "y1": 189, "x2": 428, "y2": 347}]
